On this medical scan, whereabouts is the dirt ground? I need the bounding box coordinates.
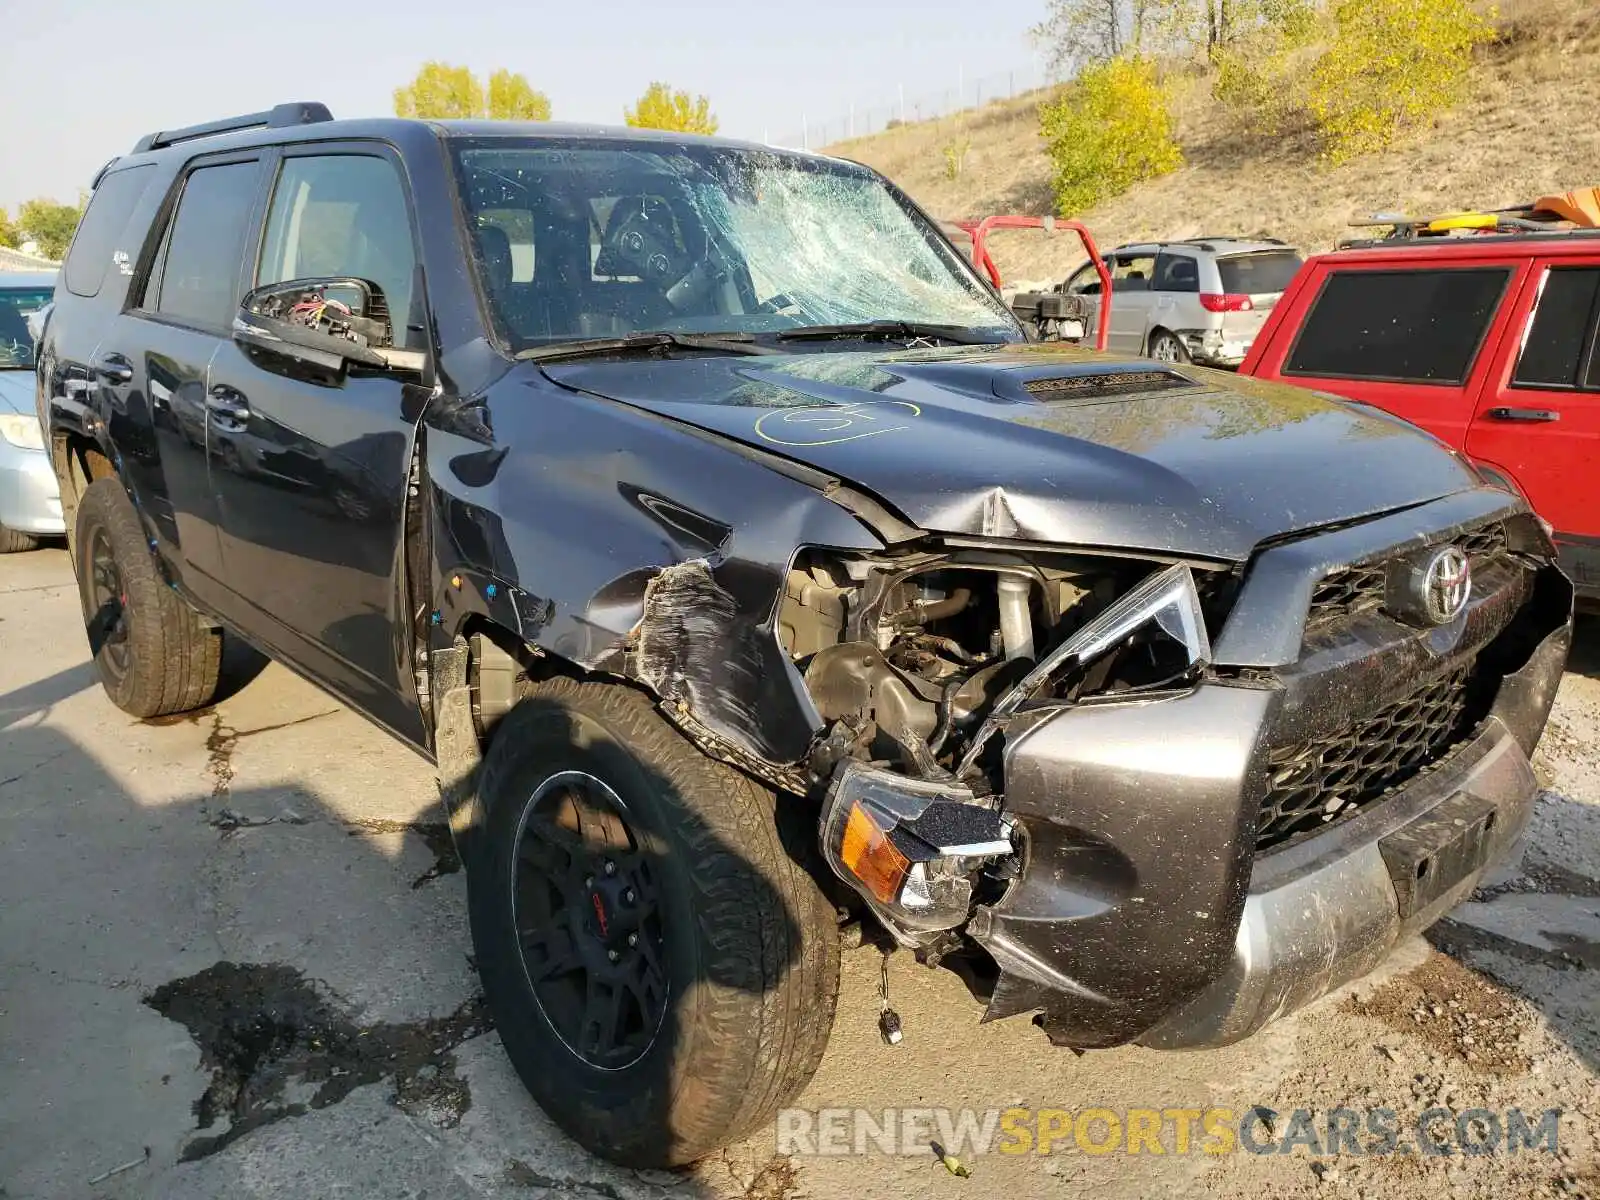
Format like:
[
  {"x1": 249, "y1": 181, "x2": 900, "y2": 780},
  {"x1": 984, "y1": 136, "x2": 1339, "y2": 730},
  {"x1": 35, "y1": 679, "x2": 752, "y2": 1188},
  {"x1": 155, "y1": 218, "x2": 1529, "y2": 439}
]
[{"x1": 0, "y1": 545, "x2": 1595, "y2": 1199}]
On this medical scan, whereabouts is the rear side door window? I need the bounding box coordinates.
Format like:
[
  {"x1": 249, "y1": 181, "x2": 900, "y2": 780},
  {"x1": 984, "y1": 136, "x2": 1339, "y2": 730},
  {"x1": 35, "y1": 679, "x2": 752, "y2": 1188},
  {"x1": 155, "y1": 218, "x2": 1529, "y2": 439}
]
[
  {"x1": 148, "y1": 161, "x2": 265, "y2": 331},
  {"x1": 1511, "y1": 266, "x2": 1600, "y2": 390},
  {"x1": 1153, "y1": 252, "x2": 1200, "y2": 293},
  {"x1": 1111, "y1": 254, "x2": 1155, "y2": 292},
  {"x1": 256, "y1": 153, "x2": 420, "y2": 348},
  {"x1": 1284, "y1": 267, "x2": 1511, "y2": 385}
]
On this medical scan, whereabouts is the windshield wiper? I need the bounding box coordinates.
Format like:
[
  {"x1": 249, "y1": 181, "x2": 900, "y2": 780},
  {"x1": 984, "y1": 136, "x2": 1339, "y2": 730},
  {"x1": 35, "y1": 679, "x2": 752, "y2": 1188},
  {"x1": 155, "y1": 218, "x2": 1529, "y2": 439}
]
[
  {"x1": 774, "y1": 321, "x2": 996, "y2": 345},
  {"x1": 515, "y1": 332, "x2": 780, "y2": 364}
]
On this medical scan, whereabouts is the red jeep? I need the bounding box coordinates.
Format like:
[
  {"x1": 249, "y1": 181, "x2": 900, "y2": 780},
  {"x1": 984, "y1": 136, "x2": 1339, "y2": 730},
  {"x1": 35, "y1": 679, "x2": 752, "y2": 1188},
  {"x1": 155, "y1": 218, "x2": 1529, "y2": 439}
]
[{"x1": 1241, "y1": 215, "x2": 1600, "y2": 604}]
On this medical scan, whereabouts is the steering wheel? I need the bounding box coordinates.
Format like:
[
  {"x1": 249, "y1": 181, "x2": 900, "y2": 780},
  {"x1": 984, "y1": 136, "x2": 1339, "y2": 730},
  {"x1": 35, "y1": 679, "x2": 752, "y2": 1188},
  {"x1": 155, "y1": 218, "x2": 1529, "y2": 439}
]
[
  {"x1": 602, "y1": 200, "x2": 727, "y2": 314},
  {"x1": 603, "y1": 203, "x2": 687, "y2": 289}
]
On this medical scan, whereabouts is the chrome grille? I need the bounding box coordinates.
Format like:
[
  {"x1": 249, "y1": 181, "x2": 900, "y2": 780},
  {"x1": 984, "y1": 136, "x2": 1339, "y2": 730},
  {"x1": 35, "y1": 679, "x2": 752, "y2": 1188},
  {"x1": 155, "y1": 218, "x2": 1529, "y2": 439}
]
[{"x1": 1256, "y1": 665, "x2": 1479, "y2": 851}]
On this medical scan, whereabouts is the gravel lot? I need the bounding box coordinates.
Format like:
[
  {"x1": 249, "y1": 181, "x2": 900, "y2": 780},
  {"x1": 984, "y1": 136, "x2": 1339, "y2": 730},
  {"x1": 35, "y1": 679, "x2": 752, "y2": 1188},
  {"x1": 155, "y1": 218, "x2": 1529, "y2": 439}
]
[{"x1": 0, "y1": 545, "x2": 1594, "y2": 1200}]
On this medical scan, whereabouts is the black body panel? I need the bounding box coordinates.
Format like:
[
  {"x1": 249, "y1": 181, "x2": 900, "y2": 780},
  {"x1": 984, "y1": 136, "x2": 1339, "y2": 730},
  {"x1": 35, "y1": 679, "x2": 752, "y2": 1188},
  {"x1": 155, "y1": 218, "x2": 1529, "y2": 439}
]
[{"x1": 545, "y1": 353, "x2": 1484, "y2": 562}]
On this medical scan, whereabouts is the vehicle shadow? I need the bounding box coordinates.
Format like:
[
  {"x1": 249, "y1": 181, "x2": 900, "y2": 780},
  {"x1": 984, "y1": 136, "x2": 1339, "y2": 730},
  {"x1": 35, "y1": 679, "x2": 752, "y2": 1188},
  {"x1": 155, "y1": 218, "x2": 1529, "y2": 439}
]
[
  {"x1": 0, "y1": 690, "x2": 797, "y2": 1198},
  {"x1": 1420, "y1": 786, "x2": 1600, "y2": 1074},
  {"x1": 1565, "y1": 612, "x2": 1599, "y2": 677}
]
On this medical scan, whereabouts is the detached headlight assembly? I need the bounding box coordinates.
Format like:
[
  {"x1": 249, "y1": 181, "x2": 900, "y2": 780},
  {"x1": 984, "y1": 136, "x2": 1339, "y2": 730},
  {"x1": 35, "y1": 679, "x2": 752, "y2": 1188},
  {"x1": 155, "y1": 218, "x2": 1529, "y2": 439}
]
[
  {"x1": 0, "y1": 413, "x2": 45, "y2": 452},
  {"x1": 957, "y1": 564, "x2": 1212, "y2": 777},
  {"x1": 820, "y1": 759, "x2": 1014, "y2": 943}
]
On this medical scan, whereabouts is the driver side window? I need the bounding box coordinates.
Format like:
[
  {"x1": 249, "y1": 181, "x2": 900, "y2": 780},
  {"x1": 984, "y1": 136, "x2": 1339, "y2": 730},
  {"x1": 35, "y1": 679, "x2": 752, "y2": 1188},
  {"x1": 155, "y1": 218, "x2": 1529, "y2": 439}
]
[
  {"x1": 257, "y1": 154, "x2": 419, "y2": 349},
  {"x1": 1065, "y1": 262, "x2": 1103, "y2": 295}
]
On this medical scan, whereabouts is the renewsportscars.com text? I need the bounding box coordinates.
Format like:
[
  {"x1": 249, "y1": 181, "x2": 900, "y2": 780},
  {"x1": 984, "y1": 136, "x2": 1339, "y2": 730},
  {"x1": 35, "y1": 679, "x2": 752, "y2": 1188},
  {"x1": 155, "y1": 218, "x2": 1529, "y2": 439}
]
[{"x1": 776, "y1": 1105, "x2": 1563, "y2": 1159}]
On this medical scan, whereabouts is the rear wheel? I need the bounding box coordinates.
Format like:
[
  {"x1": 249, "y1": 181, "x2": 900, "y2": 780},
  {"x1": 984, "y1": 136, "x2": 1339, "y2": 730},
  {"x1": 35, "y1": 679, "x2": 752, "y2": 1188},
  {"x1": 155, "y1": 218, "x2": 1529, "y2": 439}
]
[
  {"x1": 1149, "y1": 330, "x2": 1190, "y2": 363},
  {"x1": 468, "y1": 677, "x2": 839, "y2": 1167},
  {"x1": 0, "y1": 524, "x2": 40, "y2": 553},
  {"x1": 73, "y1": 478, "x2": 222, "y2": 718}
]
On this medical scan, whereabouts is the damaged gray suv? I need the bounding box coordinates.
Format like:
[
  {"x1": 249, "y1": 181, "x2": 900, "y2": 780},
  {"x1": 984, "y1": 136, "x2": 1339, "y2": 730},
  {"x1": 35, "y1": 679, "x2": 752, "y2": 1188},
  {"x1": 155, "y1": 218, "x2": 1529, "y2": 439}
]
[{"x1": 40, "y1": 104, "x2": 1572, "y2": 1168}]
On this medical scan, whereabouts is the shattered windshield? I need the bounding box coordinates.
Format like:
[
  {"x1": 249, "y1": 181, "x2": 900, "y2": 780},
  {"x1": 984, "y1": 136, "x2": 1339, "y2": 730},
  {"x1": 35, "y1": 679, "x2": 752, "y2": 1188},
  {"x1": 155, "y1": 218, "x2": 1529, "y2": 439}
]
[
  {"x1": 450, "y1": 139, "x2": 1020, "y2": 349},
  {"x1": 0, "y1": 287, "x2": 53, "y2": 370}
]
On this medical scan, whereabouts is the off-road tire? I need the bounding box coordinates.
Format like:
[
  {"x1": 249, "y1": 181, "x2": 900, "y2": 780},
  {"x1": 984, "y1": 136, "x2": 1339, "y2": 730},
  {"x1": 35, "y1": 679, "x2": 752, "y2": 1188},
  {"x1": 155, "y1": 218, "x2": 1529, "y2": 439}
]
[
  {"x1": 0, "y1": 524, "x2": 40, "y2": 553},
  {"x1": 73, "y1": 477, "x2": 222, "y2": 718},
  {"x1": 468, "y1": 677, "x2": 840, "y2": 1167},
  {"x1": 1149, "y1": 329, "x2": 1191, "y2": 364}
]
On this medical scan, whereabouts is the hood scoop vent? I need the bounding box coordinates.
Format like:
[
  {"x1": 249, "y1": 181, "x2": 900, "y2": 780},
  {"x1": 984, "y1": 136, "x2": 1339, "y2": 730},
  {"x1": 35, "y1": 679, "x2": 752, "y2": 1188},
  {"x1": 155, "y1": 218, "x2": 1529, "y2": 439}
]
[{"x1": 1016, "y1": 367, "x2": 1196, "y2": 402}]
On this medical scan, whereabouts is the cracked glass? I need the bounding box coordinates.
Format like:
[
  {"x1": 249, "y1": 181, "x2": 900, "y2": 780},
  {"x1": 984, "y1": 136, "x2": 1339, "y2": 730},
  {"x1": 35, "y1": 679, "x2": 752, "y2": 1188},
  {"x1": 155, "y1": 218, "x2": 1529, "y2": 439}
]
[{"x1": 451, "y1": 140, "x2": 1019, "y2": 348}]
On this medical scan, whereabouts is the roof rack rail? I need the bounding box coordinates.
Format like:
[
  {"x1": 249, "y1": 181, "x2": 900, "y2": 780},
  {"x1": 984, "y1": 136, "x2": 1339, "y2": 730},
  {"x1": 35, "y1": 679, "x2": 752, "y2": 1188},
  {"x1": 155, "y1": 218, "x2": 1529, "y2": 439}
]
[
  {"x1": 132, "y1": 102, "x2": 334, "y2": 154},
  {"x1": 1112, "y1": 235, "x2": 1288, "y2": 253},
  {"x1": 1174, "y1": 235, "x2": 1287, "y2": 246}
]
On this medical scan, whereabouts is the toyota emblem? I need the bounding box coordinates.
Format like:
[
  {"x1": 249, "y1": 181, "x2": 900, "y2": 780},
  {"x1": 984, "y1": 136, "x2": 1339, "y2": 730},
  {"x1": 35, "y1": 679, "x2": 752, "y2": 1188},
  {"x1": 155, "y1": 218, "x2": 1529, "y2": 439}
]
[{"x1": 1421, "y1": 546, "x2": 1472, "y2": 625}]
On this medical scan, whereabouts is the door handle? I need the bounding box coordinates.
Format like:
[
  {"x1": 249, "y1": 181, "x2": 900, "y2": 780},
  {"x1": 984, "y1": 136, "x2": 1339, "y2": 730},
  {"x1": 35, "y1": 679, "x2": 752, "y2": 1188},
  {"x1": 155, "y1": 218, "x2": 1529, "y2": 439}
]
[
  {"x1": 206, "y1": 385, "x2": 251, "y2": 424},
  {"x1": 95, "y1": 354, "x2": 133, "y2": 385},
  {"x1": 1486, "y1": 406, "x2": 1560, "y2": 423}
]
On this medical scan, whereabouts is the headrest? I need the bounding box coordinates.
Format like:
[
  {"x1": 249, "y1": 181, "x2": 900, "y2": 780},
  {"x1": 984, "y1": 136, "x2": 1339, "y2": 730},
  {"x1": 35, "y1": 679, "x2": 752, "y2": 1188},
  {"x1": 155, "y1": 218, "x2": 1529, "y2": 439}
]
[{"x1": 474, "y1": 223, "x2": 513, "y2": 295}]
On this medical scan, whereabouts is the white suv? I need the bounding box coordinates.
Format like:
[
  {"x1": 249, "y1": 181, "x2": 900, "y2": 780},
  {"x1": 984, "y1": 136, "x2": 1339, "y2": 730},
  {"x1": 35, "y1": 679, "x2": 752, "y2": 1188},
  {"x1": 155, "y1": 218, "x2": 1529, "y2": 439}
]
[{"x1": 1063, "y1": 238, "x2": 1303, "y2": 366}]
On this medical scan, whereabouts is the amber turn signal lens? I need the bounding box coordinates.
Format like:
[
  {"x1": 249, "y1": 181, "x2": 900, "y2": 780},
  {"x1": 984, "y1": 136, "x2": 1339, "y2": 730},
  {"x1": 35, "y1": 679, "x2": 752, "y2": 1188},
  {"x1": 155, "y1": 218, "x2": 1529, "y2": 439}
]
[{"x1": 839, "y1": 801, "x2": 910, "y2": 904}]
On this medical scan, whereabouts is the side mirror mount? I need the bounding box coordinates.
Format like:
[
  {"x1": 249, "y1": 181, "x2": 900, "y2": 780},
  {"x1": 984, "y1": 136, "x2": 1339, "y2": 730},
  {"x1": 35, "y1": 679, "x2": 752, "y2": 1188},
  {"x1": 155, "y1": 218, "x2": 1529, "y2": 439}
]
[{"x1": 233, "y1": 277, "x2": 425, "y2": 373}]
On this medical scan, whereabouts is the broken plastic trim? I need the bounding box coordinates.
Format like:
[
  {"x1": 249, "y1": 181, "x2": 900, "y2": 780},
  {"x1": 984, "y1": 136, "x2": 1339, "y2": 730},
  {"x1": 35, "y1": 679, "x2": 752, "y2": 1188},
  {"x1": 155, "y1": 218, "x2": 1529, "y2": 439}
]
[
  {"x1": 956, "y1": 564, "x2": 1212, "y2": 778},
  {"x1": 821, "y1": 760, "x2": 1013, "y2": 943}
]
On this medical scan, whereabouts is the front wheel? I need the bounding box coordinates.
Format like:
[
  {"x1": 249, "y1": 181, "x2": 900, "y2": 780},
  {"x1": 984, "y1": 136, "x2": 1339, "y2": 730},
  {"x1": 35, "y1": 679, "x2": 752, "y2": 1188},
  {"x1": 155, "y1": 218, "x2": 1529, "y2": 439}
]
[
  {"x1": 468, "y1": 678, "x2": 839, "y2": 1167},
  {"x1": 1148, "y1": 330, "x2": 1191, "y2": 364}
]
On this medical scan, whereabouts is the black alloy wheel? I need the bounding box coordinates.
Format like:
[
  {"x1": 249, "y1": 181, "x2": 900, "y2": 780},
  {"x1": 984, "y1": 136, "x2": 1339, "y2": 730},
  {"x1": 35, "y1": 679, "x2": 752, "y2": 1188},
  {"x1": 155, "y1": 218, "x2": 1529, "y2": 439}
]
[
  {"x1": 86, "y1": 524, "x2": 132, "y2": 682},
  {"x1": 512, "y1": 769, "x2": 669, "y2": 1071}
]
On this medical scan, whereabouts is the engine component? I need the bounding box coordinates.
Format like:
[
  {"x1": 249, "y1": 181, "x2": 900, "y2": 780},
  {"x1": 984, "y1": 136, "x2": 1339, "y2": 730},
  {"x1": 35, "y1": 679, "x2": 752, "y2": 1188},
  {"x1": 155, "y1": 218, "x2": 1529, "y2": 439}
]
[
  {"x1": 957, "y1": 564, "x2": 1212, "y2": 779},
  {"x1": 996, "y1": 574, "x2": 1035, "y2": 661}
]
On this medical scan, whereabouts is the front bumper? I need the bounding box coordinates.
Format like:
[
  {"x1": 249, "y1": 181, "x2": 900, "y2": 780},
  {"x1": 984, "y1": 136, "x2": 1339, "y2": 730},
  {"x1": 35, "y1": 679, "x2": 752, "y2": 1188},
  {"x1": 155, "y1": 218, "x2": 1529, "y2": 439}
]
[
  {"x1": 1139, "y1": 713, "x2": 1538, "y2": 1048},
  {"x1": 0, "y1": 439, "x2": 64, "y2": 535},
  {"x1": 969, "y1": 552, "x2": 1571, "y2": 1050}
]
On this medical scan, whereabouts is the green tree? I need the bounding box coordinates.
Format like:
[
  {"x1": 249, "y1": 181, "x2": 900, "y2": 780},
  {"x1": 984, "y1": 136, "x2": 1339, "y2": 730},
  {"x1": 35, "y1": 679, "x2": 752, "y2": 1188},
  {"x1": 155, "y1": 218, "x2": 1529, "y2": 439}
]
[
  {"x1": 1308, "y1": 0, "x2": 1494, "y2": 163},
  {"x1": 392, "y1": 63, "x2": 552, "y2": 121},
  {"x1": 487, "y1": 69, "x2": 552, "y2": 120},
  {"x1": 624, "y1": 83, "x2": 718, "y2": 135},
  {"x1": 17, "y1": 197, "x2": 84, "y2": 261},
  {"x1": 1032, "y1": 0, "x2": 1195, "y2": 73},
  {"x1": 393, "y1": 61, "x2": 483, "y2": 118},
  {"x1": 0, "y1": 208, "x2": 18, "y2": 250},
  {"x1": 1039, "y1": 55, "x2": 1182, "y2": 215}
]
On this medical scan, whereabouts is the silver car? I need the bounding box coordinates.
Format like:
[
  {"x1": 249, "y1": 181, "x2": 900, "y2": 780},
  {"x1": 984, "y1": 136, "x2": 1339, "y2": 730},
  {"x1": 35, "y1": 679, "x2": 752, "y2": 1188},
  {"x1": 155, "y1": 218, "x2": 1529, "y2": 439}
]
[
  {"x1": 1062, "y1": 238, "x2": 1303, "y2": 367},
  {"x1": 0, "y1": 271, "x2": 63, "y2": 551}
]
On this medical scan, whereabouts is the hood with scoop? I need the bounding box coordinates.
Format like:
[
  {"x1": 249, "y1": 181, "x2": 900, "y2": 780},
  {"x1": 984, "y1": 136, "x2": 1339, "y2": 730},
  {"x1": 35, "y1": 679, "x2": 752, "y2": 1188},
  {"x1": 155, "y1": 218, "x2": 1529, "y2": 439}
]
[{"x1": 542, "y1": 343, "x2": 1479, "y2": 561}]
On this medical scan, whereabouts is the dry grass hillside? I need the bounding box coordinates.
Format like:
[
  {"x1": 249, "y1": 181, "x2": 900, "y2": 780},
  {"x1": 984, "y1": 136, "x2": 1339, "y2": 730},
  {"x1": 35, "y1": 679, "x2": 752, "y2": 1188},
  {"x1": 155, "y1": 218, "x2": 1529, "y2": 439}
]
[{"x1": 827, "y1": 0, "x2": 1600, "y2": 284}]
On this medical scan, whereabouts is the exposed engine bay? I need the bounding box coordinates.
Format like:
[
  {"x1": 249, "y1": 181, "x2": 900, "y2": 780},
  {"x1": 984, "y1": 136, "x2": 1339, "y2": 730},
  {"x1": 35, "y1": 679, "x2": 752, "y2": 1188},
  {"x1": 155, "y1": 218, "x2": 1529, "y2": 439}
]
[{"x1": 777, "y1": 547, "x2": 1222, "y2": 948}]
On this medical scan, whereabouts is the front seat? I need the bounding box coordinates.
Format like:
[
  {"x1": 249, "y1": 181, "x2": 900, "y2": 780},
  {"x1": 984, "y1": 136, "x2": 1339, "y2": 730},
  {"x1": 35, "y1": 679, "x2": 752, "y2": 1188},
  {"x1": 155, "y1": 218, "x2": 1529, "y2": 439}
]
[
  {"x1": 474, "y1": 223, "x2": 549, "y2": 337},
  {"x1": 474, "y1": 224, "x2": 515, "y2": 303}
]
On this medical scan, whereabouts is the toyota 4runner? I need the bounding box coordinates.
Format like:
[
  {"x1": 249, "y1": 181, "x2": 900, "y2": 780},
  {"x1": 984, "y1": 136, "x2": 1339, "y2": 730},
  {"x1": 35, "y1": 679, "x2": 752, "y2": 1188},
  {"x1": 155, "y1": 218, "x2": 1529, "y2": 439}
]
[{"x1": 37, "y1": 103, "x2": 1572, "y2": 1168}]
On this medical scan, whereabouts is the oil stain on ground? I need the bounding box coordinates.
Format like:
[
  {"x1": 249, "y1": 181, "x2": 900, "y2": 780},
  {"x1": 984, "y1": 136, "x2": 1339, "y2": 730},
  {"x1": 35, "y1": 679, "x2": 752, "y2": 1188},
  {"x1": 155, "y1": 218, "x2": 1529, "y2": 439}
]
[
  {"x1": 145, "y1": 961, "x2": 491, "y2": 1161},
  {"x1": 345, "y1": 817, "x2": 463, "y2": 888}
]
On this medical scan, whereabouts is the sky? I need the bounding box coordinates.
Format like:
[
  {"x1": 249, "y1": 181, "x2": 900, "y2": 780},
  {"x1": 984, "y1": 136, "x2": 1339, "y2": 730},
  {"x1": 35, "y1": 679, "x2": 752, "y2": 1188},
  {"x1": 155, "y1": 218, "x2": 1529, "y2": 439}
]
[{"x1": 0, "y1": 0, "x2": 1047, "y2": 213}]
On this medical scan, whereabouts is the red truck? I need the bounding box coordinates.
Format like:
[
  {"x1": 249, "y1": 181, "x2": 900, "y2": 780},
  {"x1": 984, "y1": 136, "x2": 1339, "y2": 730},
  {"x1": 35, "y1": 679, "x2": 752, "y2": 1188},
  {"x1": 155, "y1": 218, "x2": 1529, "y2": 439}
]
[{"x1": 1241, "y1": 200, "x2": 1600, "y2": 605}]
